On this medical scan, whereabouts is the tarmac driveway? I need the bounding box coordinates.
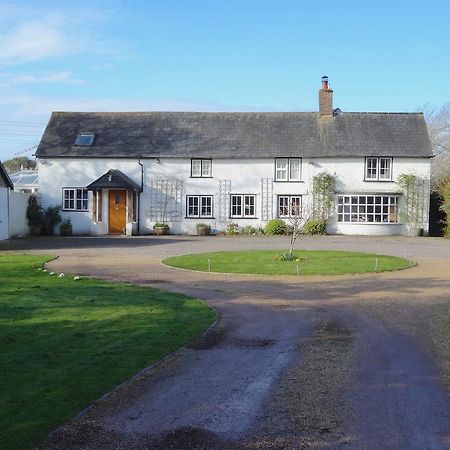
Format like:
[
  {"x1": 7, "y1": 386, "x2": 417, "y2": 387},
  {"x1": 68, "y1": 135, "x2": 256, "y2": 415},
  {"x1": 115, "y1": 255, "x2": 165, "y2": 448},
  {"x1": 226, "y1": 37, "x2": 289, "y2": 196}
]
[{"x1": 14, "y1": 235, "x2": 450, "y2": 449}]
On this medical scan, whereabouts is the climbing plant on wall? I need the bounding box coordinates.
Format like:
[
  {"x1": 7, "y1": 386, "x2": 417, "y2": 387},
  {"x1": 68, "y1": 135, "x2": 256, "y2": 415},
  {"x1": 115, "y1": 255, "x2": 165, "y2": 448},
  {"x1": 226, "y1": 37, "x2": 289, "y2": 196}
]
[
  {"x1": 312, "y1": 172, "x2": 336, "y2": 221},
  {"x1": 397, "y1": 173, "x2": 429, "y2": 232}
]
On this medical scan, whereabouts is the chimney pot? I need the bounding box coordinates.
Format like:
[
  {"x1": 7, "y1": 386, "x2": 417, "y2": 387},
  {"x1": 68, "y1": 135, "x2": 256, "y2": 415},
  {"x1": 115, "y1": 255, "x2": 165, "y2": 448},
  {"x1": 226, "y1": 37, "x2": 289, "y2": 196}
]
[{"x1": 319, "y1": 76, "x2": 333, "y2": 116}]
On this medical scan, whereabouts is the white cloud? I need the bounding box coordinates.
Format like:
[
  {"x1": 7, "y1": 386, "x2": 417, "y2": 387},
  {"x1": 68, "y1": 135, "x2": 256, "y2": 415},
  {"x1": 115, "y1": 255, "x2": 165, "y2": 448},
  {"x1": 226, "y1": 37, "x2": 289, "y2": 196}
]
[
  {"x1": 0, "y1": 2, "x2": 131, "y2": 66},
  {"x1": 7, "y1": 71, "x2": 84, "y2": 85},
  {"x1": 0, "y1": 21, "x2": 74, "y2": 65}
]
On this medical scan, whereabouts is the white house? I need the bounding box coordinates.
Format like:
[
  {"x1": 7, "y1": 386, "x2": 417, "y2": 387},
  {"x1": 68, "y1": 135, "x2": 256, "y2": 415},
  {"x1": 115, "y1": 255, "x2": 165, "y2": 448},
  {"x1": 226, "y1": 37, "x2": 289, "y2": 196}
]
[{"x1": 35, "y1": 77, "x2": 432, "y2": 236}]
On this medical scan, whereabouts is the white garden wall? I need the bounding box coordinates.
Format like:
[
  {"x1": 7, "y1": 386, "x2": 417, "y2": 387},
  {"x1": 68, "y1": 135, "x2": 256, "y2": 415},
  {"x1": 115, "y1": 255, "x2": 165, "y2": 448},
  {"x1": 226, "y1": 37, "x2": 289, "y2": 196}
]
[
  {"x1": 9, "y1": 192, "x2": 31, "y2": 237},
  {"x1": 0, "y1": 188, "x2": 8, "y2": 240}
]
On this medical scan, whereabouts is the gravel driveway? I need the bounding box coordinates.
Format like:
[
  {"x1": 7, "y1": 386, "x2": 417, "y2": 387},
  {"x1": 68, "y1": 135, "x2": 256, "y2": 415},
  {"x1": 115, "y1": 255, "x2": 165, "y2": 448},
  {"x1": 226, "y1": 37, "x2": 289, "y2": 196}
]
[{"x1": 12, "y1": 235, "x2": 450, "y2": 449}]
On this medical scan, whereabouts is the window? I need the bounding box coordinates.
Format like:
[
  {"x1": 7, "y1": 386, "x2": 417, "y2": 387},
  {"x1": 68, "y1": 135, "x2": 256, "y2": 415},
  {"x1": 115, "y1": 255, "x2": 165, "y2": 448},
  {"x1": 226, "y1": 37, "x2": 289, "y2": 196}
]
[
  {"x1": 191, "y1": 159, "x2": 212, "y2": 177},
  {"x1": 275, "y1": 158, "x2": 301, "y2": 181},
  {"x1": 63, "y1": 188, "x2": 88, "y2": 211},
  {"x1": 127, "y1": 191, "x2": 137, "y2": 222},
  {"x1": 278, "y1": 195, "x2": 302, "y2": 217},
  {"x1": 230, "y1": 194, "x2": 256, "y2": 218},
  {"x1": 337, "y1": 195, "x2": 399, "y2": 223},
  {"x1": 365, "y1": 157, "x2": 393, "y2": 181},
  {"x1": 92, "y1": 190, "x2": 102, "y2": 222},
  {"x1": 74, "y1": 133, "x2": 95, "y2": 146},
  {"x1": 186, "y1": 195, "x2": 213, "y2": 218}
]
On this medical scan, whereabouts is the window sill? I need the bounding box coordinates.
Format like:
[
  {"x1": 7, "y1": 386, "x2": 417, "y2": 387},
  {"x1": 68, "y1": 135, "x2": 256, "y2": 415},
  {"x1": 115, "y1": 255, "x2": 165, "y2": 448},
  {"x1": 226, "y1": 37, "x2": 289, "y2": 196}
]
[
  {"x1": 62, "y1": 209, "x2": 89, "y2": 212},
  {"x1": 274, "y1": 180, "x2": 304, "y2": 183},
  {"x1": 185, "y1": 217, "x2": 215, "y2": 219},
  {"x1": 229, "y1": 217, "x2": 258, "y2": 219},
  {"x1": 337, "y1": 222, "x2": 401, "y2": 225},
  {"x1": 363, "y1": 179, "x2": 394, "y2": 182},
  {"x1": 190, "y1": 176, "x2": 214, "y2": 179}
]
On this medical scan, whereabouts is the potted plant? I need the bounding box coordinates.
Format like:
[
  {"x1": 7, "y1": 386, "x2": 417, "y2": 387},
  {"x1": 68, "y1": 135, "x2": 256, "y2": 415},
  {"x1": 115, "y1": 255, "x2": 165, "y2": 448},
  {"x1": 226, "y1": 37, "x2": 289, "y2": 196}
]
[
  {"x1": 196, "y1": 223, "x2": 211, "y2": 236},
  {"x1": 59, "y1": 218, "x2": 73, "y2": 236},
  {"x1": 153, "y1": 223, "x2": 169, "y2": 236}
]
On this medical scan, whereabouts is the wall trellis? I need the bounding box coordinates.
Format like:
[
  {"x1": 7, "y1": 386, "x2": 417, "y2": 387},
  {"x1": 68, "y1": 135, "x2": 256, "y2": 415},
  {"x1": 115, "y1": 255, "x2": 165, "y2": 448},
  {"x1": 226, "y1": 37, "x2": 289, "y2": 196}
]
[
  {"x1": 147, "y1": 179, "x2": 182, "y2": 222},
  {"x1": 218, "y1": 180, "x2": 231, "y2": 223},
  {"x1": 261, "y1": 178, "x2": 273, "y2": 220}
]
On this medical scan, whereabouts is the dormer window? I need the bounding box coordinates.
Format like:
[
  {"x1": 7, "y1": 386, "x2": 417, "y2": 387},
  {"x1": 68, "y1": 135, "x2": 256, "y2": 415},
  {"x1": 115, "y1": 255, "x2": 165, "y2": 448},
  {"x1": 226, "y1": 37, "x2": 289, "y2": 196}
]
[{"x1": 75, "y1": 133, "x2": 95, "y2": 146}]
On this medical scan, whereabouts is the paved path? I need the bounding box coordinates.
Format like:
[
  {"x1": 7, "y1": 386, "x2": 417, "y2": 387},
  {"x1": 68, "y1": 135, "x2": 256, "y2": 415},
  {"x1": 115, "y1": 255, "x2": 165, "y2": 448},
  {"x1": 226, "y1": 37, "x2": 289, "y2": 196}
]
[{"x1": 15, "y1": 235, "x2": 450, "y2": 449}]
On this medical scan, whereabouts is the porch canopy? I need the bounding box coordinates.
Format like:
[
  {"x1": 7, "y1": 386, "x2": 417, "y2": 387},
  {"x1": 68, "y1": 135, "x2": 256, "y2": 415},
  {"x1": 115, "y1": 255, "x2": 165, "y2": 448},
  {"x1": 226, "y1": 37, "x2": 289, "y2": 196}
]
[{"x1": 86, "y1": 169, "x2": 140, "y2": 191}]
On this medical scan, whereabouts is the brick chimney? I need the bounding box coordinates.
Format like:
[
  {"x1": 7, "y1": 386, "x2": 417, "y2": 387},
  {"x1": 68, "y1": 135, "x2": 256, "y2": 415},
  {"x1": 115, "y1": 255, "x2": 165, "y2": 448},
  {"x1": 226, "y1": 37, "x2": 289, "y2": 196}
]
[{"x1": 319, "y1": 75, "x2": 333, "y2": 116}]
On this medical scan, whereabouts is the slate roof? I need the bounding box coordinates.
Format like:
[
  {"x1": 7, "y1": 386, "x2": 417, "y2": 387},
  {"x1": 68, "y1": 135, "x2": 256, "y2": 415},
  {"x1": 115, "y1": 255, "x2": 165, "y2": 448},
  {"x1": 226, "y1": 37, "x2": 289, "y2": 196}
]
[
  {"x1": 0, "y1": 162, "x2": 13, "y2": 189},
  {"x1": 86, "y1": 169, "x2": 141, "y2": 191},
  {"x1": 35, "y1": 111, "x2": 433, "y2": 159}
]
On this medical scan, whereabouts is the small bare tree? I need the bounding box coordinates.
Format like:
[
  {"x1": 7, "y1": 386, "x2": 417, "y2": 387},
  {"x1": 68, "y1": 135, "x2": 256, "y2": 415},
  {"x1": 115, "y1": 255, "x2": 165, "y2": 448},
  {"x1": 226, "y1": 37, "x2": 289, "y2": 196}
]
[{"x1": 286, "y1": 198, "x2": 315, "y2": 258}]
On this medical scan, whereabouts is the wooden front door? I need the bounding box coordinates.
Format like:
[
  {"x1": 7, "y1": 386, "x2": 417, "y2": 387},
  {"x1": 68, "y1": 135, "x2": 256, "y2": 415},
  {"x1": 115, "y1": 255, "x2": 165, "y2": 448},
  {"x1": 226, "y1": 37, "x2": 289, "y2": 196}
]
[{"x1": 108, "y1": 190, "x2": 126, "y2": 234}]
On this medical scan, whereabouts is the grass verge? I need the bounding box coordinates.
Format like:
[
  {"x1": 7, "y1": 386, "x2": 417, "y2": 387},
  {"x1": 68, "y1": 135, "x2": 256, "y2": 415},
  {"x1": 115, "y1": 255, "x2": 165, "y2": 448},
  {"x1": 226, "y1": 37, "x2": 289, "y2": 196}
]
[
  {"x1": 0, "y1": 254, "x2": 216, "y2": 450},
  {"x1": 164, "y1": 250, "x2": 410, "y2": 275}
]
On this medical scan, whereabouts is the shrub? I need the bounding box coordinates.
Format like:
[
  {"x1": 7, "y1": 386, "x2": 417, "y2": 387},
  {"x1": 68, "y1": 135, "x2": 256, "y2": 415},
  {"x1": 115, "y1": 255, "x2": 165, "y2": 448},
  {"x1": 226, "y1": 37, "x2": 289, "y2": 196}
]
[
  {"x1": 226, "y1": 223, "x2": 239, "y2": 235},
  {"x1": 26, "y1": 197, "x2": 62, "y2": 236},
  {"x1": 26, "y1": 195, "x2": 44, "y2": 235},
  {"x1": 241, "y1": 225, "x2": 258, "y2": 235},
  {"x1": 303, "y1": 219, "x2": 327, "y2": 235},
  {"x1": 42, "y1": 206, "x2": 62, "y2": 236},
  {"x1": 265, "y1": 219, "x2": 288, "y2": 235},
  {"x1": 59, "y1": 218, "x2": 73, "y2": 236}
]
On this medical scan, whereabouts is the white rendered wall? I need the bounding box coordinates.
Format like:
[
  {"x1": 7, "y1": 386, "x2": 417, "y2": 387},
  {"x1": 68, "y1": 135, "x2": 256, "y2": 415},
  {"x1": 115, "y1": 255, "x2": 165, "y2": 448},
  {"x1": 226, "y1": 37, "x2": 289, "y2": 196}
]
[{"x1": 37, "y1": 156, "x2": 431, "y2": 236}]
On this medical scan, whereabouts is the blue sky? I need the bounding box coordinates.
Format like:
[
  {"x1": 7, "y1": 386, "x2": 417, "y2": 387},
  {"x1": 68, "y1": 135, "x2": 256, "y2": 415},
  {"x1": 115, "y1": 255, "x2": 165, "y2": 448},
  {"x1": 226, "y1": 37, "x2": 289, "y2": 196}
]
[{"x1": 1, "y1": 0, "x2": 449, "y2": 160}]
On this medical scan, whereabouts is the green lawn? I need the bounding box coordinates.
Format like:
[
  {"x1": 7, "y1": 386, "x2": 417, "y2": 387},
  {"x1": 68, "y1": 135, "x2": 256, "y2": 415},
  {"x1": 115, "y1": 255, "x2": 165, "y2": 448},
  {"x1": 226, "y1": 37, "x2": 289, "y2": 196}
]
[
  {"x1": 0, "y1": 254, "x2": 215, "y2": 450},
  {"x1": 164, "y1": 250, "x2": 411, "y2": 275}
]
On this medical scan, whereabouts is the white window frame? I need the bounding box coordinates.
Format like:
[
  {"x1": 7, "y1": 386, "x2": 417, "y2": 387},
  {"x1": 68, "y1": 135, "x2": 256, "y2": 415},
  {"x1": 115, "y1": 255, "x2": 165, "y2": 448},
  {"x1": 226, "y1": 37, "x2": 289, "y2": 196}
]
[
  {"x1": 275, "y1": 158, "x2": 301, "y2": 182},
  {"x1": 186, "y1": 195, "x2": 213, "y2": 218},
  {"x1": 230, "y1": 194, "x2": 256, "y2": 218},
  {"x1": 337, "y1": 194, "x2": 399, "y2": 223},
  {"x1": 63, "y1": 188, "x2": 88, "y2": 211},
  {"x1": 278, "y1": 195, "x2": 302, "y2": 218},
  {"x1": 191, "y1": 159, "x2": 212, "y2": 178},
  {"x1": 365, "y1": 157, "x2": 393, "y2": 181}
]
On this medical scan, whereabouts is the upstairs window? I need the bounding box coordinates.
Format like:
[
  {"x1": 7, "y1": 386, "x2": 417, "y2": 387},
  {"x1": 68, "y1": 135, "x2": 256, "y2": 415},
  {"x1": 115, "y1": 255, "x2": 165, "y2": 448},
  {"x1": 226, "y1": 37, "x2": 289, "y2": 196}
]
[
  {"x1": 74, "y1": 133, "x2": 95, "y2": 146},
  {"x1": 191, "y1": 159, "x2": 212, "y2": 177},
  {"x1": 275, "y1": 158, "x2": 301, "y2": 181},
  {"x1": 365, "y1": 157, "x2": 393, "y2": 181},
  {"x1": 63, "y1": 188, "x2": 88, "y2": 211}
]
